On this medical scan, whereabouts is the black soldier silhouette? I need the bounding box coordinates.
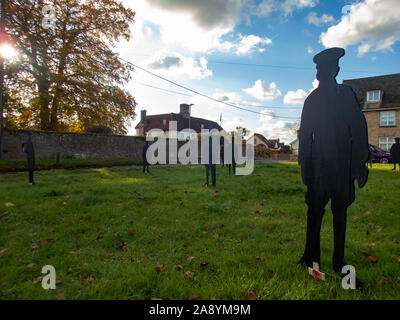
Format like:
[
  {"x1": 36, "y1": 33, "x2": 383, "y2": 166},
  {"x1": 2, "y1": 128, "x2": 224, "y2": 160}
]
[
  {"x1": 204, "y1": 135, "x2": 216, "y2": 187},
  {"x1": 390, "y1": 138, "x2": 400, "y2": 170},
  {"x1": 142, "y1": 140, "x2": 150, "y2": 173},
  {"x1": 22, "y1": 132, "x2": 35, "y2": 185},
  {"x1": 228, "y1": 135, "x2": 236, "y2": 175},
  {"x1": 298, "y1": 48, "x2": 370, "y2": 289}
]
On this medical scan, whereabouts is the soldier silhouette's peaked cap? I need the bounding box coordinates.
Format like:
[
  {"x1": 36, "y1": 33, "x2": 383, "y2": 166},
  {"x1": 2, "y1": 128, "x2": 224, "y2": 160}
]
[{"x1": 313, "y1": 47, "x2": 345, "y2": 66}]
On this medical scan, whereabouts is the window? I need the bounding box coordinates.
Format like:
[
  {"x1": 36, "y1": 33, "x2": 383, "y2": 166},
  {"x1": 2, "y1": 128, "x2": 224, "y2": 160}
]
[
  {"x1": 380, "y1": 111, "x2": 396, "y2": 126},
  {"x1": 379, "y1": 137, "x2": 395, "y2": 152},
  {"x1": 163, "y1": 119, "x2": 167, "y2": 126},
  {"x1": 367, "y1": 90, "x2": 381, "y2": 102}
]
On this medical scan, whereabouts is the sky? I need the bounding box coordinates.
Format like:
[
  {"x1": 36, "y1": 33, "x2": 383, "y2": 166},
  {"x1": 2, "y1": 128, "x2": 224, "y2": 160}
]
[{"x1": 117, "y1": 0, "x2": 400, "y2": 143}]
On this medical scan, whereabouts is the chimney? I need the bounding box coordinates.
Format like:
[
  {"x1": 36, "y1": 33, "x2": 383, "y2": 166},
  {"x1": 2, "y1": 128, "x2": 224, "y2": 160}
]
[
  {"x1": 180, "y1": 104, "x2": 191, "y2": 119},
  {"x1": 141, "y1": 110, "x2": 147, "y2": 124}
]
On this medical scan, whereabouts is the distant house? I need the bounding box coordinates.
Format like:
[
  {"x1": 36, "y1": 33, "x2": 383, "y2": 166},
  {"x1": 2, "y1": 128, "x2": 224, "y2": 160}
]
[
  {"x1": 251, "y1": 133, "x2": 283, "y2": 149},
  {"x1": 290, "y1": 138, "x2": 299, "y2": 155},
  {"x1": 135, "y1": 104, "x2": 224, "y2": 139},
  {"x1": 343, "y1": 73, "x2": 400, "y2": 151}
]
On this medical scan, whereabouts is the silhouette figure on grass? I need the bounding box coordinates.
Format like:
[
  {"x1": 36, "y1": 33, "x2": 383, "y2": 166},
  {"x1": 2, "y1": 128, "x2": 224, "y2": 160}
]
[
  {"x1": 228, "y1": 135, "x2": 236, "y2": 175},
  {"x1": 390, "y1": 138, "x2": 400, "y2": 170},
  {"x1": 298, "y1": 48, "x2": 370, "y2": 289},
  {"x1": 204, "y1": 135, "x2": 216, "y2": 187},
  {"x1": 22, "y1": 133, "x2": 35, "y2": 185},
  {"x1": 142, "y1": 140, "x2": 150, "y2": 173}
]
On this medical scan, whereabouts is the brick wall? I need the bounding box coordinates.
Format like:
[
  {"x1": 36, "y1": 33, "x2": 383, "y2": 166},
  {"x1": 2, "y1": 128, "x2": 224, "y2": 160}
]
[{"x1": 364, "y1": 109, "x2": 400, "y2": 146}]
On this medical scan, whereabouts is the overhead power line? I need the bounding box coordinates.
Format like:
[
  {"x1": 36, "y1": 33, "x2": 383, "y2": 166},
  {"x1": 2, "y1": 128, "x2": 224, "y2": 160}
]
[
  {"x1": 122, "y1": 58, "x2": 300, "y2": 120},
  {"x1": 134, "y1": 80, "x2": 301, "y2": 110}
]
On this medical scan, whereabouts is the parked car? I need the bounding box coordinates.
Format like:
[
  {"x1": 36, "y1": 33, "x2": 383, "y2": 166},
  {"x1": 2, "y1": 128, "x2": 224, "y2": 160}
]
[{"x1": 369, "y1": 145, "x2": 392, "y2": 164}]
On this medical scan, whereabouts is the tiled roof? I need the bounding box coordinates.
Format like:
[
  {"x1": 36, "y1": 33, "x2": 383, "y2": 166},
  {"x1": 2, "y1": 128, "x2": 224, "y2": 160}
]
[
  {"x1": 254, "y1": 133, "x2": 280, "y2": 149},
  {"x1": 135, "y1": 113, "x2": 223, "y2": 132},
  {"x1": 343, "y1": 73, "x2": 400, "y2": 110}
]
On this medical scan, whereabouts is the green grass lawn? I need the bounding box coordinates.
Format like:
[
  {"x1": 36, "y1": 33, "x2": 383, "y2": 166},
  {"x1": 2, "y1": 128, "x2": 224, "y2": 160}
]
[
  {"x1": 0, "y1": 158, "x2": 143, "y2": 173},
  {"x1": 0, "y1": 163, "x2": 399, "y2": 300}
]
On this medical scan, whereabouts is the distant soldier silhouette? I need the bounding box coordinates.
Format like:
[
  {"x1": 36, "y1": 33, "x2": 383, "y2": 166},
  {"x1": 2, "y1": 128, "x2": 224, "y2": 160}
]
[
  {"x1": 220, "y1": 142, "x2": 225, "y2": 167},
  {"x1": 22, "y1": 133, "x2": 35, "y2": 185},
  {"x1": 142, "y1": 140, "x2": 150, "y2": 173},
  {"x1": 298, "y1": 48, "x2": 370, "y2": 289},
  {"x1": 390, "y1": 138, "x2": 400, "y2": 170},
  {"x1": 204, "y1": 135, "x2": 216, "y2": 187},
  {"x1": 228, "y1": 135, "x2": 236, "y2": 175},
  {"x1": 368, "y1": 146, "x2": 374, "y2": 168}
]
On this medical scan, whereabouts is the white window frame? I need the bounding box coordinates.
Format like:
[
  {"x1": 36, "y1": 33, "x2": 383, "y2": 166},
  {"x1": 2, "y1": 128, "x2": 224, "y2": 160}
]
[
  {"x1": 367, "y1": 90, "x2": 381, "y2": 102},
  {"x1": 379, "y1": 137, "x2": 395, "y2": 152},
  {"x1": 380, "y1": 110, "x2": 396, "y2": 127}
]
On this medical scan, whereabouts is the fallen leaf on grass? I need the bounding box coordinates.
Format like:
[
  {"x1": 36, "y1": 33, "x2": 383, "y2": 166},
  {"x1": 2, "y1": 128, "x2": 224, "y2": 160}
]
[
  {"x1": 186, "y1": 271, "x2": 194, "y2": 278},
  {"x1": 175, "y1": 265, "x2": 183, "y2": 271},
  {"x1": 189, "y1": 295, "x2": 199, "y2": 300},
  {"x1": 80, "y1": 277, "x2": 94, "y2": 284},
  {"x1": 212, "y1": 234, "x2": 219, "y2": 239},
  {"x1": 377, "y1": 227, "x2": 382, "y2": 233},
  {"x1": 245, "y1": 291, "x2": 257, "y2": 300},
  {"x1": 255, "y1": 256, "x2": 261, "y2": 260},
  {"x1": 0, "y1": 248, "x2": 7, "y2": 257},
  {"x1": 219, "y1": 224, "x2": 224, "y2": 229},
  {"x1": 33, "y1": 276, "x2": 43, "y2": 284},
  {"x1": 247, "y1": 224, "x2": 255, "y2": 230},
  {"x1": 365, "y1": 211, "x2": 372, "y2": 216},
  {"x1": 1, "y1": 216, "x2": 9, "y2": 221},
  {"x1": 5, "y1": 202, "x2": 14, "y2": 207},
  {"x1": 128, "y1": 232, "x2": 135, "y2": 237},
  {"x1": 56, "y1": 280, "x2": 62, "y2": 285},
  {"x1": 255, "y1": 210, "x2": 261, "y2": 215},
  {"x1": 353, "y1": 216, "x2": 358, "y2": 221},
  {"x1": 383, "y1": 277, "x2": 393, "y2": 284},
  {"x1": 151, "y1": 298, "x2": 162, "y2": 300},
  {"x1": 187, "y1": 256, "x2": 195, "y2": 261},
  {"x1": 200, "y1": 262, "x2": 209, "y2": 268},
  {"x1": 367, "y1": 256, "x2": 377, "y2": 263}
]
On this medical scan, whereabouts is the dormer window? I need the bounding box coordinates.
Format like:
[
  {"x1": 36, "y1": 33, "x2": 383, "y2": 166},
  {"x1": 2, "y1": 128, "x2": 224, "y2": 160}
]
[{"x1": 367, "y1": 90, "x2": 382, "y2": 102}]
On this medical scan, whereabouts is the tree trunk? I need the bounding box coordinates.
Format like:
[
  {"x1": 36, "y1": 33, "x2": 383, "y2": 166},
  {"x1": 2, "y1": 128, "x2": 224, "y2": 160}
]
[{"x1": 38, "y1": 79, "x2": 51, "y2": 130}]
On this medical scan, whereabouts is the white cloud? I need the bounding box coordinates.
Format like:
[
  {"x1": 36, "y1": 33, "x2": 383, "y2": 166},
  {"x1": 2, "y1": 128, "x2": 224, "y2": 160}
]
[
  {"x1": 232, "y1": 34, "x2": 272, "y2": 55},
  {"x1": 306, "y1": 12, "x2": 334, "y2": 26},
  {"x1": 283, "y1": 89, "x2": 308, "y2": 105},
  {"x1": 283, "y1": 79, "x2": 319, "y2": 105},
  {"x1": 320, "y1": 0, "x2": 400, "y2": 56},
  {"x1": 253, "y1": 109, "x2": 297, "y2": 144},
  {"x1": 147, "y1": 53, "x2": 212, "y2": 80},
  {"x1": 254, "y1": 0, "x2": 318, "y2": 17},
  {"x1": 146, "y1": 0, "x2": 242, "y2": 29},
  {"x1": 281, "y1": 0, "x2": 318, "y2": 15},
  {"x1": 307, "y1": 47, "x2": 314, "y2": 54},
  {"x1": 243, "y1": 80, "x2": 282, "y2": 101}
]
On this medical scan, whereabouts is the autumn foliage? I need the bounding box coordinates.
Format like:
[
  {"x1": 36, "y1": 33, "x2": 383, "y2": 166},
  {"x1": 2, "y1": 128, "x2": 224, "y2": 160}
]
[{"x1": 4, "y1": 0, "x2": 137, "y2": 134}]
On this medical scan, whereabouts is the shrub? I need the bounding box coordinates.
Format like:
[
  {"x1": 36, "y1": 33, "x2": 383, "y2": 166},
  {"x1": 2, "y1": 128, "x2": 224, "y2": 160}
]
[{"x1": 255, "y1": 146, "x2": 271, "y2": 158}]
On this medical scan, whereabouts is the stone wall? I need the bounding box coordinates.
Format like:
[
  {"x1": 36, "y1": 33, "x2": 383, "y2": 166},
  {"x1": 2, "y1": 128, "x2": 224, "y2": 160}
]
[
  {"x1": 2, "y1": 129, "x2": 252, "y2": 162},
  {"x1": 2, "y1": 129, "x2": 145, "y2": 160}
]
